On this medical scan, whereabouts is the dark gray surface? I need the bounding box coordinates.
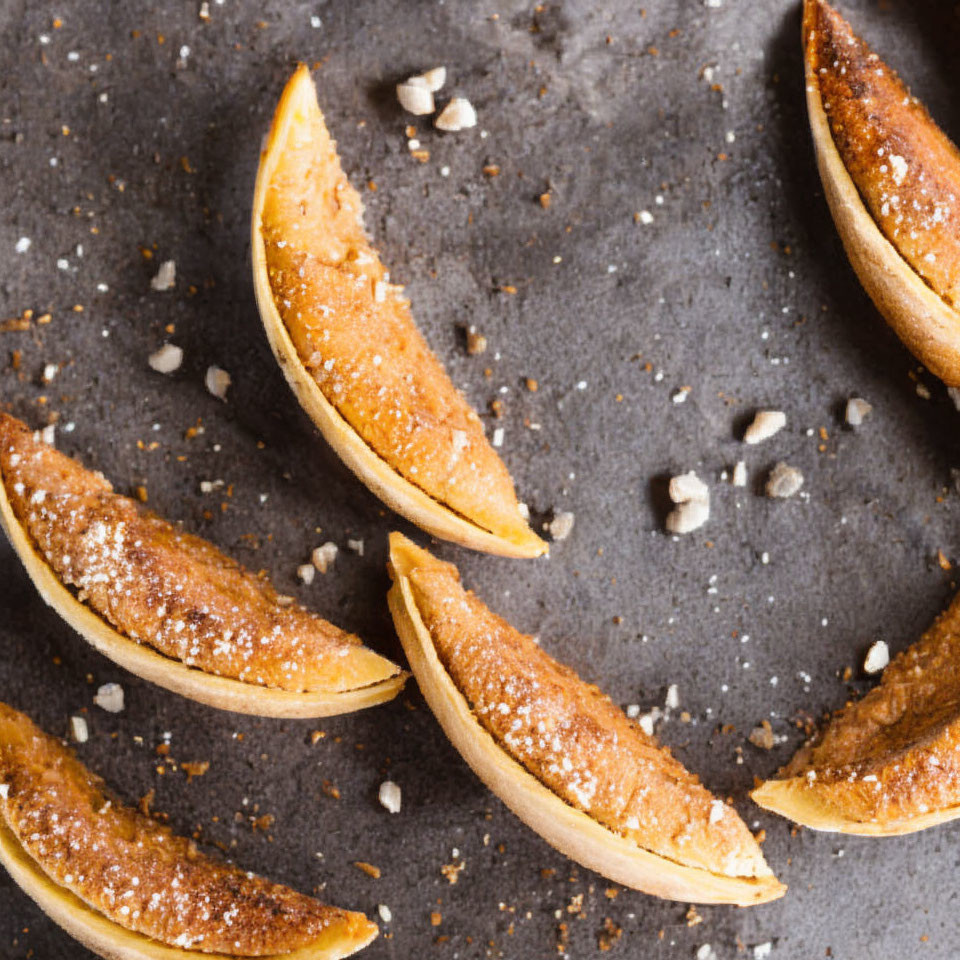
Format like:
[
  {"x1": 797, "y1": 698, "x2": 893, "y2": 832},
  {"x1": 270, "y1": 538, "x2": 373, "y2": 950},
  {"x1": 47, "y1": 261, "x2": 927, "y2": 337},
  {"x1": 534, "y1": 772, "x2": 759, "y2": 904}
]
[{"x1": 1, "y1": 0, "x2": 959, "y2": 957}]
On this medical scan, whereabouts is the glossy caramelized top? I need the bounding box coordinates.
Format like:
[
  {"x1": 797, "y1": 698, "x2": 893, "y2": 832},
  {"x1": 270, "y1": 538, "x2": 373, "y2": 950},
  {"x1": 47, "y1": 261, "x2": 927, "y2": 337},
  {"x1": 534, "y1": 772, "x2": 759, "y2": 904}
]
[
  {"x1": 0, "y1": 702, "x2": 374, "y2": 956},
  {"x1": 258, "y1": 67, "x2": 537, "y2": 547},
  {"x1": 805, "y1": 0, "x2": 960, "y2": 307},
  {"x1": 0, "y1": 413, "x2": 399, "y2": 694}
]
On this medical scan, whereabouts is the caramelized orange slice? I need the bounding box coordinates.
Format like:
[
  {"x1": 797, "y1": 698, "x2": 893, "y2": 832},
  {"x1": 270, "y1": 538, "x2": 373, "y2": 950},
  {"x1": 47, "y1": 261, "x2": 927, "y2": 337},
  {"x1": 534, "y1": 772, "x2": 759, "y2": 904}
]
[
  {"x1": 0, "y1": 414, "x2": 405, "y2": 717},
  {"x1": 754, "y1": 592, "x2": 960, "y2": 835},
  {"x1": 252, "y1": 66, "x2": 546, "y2": 558},
  {"x1": 0, "y1": 702, "x2": 377, "y2": 958},
  {"x1": 387, "y1": 533, "x2": 784, "y2": 905},
  {"x1": 803, "y1": 0, "x2": 960, "y2": 384}
]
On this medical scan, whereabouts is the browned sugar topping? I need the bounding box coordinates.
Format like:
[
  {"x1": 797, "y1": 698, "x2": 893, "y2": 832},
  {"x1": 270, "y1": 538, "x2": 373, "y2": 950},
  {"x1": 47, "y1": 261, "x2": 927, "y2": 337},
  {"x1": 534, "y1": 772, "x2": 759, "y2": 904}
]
[
  {"x1": 0, "y1": 414, "x2": 397, "y2": 693},
  {"x1": 783, "y1": 591, "x2": 960, "y2": 824},
  {"x1": 259, "y1": 80, "x2": 532, "y2": 544},
  {"x1": 407, "y1": 555, "x2": 769, "y2": 880},
  {"x1": 0, "y1": 703, "x2": 361, "y2": 956},
  {"x1": 808, "y1": 0, "x2": 960, "y2": 307}
]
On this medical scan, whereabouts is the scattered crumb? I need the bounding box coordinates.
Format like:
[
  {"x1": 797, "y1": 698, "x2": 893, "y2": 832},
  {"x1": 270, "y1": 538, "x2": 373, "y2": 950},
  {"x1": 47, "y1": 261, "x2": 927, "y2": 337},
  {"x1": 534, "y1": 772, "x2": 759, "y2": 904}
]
[
  {"x1": 731, "y1": 460, "x2": 747, "y2": 487},
  {"x1": 546, "y1": 510, "x2": 575, "y2": 542},
  {"x1": 93, "y1": 683, "x2": 124, "y2": 713},
  {"x1": 748, "y1": 720, "x2": 775, "y2": 750},
  {"x1": 353, "y1": 861, "x2": 381, "y2": 879},
  {"x1": 948, "y1": 387, "x2": 960, "y2": 412},
  {"x1": 312, "y1": 542, "x2": 339, "y2": 573},
  {"x1": 297, "y1": 563, "x2": 315, "y2": 585},
  {"x1": 347, "y1": 538, "x2": 364, "y2": 556},
  {"x1": 181, "y1": 761, "x2": 210, "y2": 782},
  {"x1": 665, "y1": 684, "x2": 680, "y2": 710},
  {"x1": 597, "y1": 917, "x2": 622, "y2": 951},
  {"x1": 378, "y1": 904, "x2": 392, "y2": 924},
  {"x1": 864, "y1": 640, "x2": 889, "y2": 675},
  {"x1": 435, "y1": 97, "x2": 477, "y2": 132},
  {"x1": 754, "y1": 943, "x2": 773, "y2": 959},
  {"x1": 70, "y1": 716, "x2": 89, "y2": 743},
  {"x1": 744, "y1": 410, "x2": 786, "y2": 445},
  {"x1": 148, "y1": 343, "x2": 183, "y2": 374},
  {"x1": 378, "y1": 780, "x2": 402, "y2": 814},
  {"x1": 440, "y1": 859, "x2": 465, "y2": 884},
  {"x1": 150, "y1": 259, "x2": 176, "y2": 292},
  {"x1": 765, "y1": 462, "x2": 803, "y2": 498},
  {"x1": 205, "y1": 365, "x2": 231, "y2": 401},
  {"x1": 845, "y1": 397, "x2": 872, "y2": 426},
  {"x1": 465, "y1": 325, "x2": 487, "y2": 355}
]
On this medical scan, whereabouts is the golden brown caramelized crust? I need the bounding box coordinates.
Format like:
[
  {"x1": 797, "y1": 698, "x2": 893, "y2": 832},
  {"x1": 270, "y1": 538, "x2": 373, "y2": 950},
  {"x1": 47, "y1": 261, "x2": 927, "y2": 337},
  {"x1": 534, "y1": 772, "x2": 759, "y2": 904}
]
[
  {"x1": 778, "y1": 593, "x2": 960, "y2": 825},
  {"x1": 403, "y1": 549, "x2": 771, "y2": 880},
  {"x1": 805, "y1": 0, "x2": 960, "y2": 307},
  {"x1": 0, "y1": 702, "x2": 374, "y2": 956},
  {"x1": 0, "y1": 414, "x2": 398, "y2": 693},
  {"x1": 258, "y1": 73, "x2": 533, "y2": 545}
]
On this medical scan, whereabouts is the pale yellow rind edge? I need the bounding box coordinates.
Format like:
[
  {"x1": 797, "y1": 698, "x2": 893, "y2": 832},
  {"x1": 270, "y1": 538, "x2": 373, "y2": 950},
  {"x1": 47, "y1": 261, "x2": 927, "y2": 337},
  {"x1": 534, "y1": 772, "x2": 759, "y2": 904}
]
[
  {"x1": 0, "y1": 465, "x2": 406, "y2": 719},
  {"x1": 0, "y1": 819, "x2": 377, "y2": 960},
  {"x1": 250, "y1": 65, "x2": 548, "y2": 559},
  {"x1": 386, "y1": 533, "x2": 784, "y2": 906},
  {"x1": 751, "y1": 777, "x2": 960, "y2": 837},
  {"x1": 804, "y1": 2, "x2": 960, "y2": 387}
]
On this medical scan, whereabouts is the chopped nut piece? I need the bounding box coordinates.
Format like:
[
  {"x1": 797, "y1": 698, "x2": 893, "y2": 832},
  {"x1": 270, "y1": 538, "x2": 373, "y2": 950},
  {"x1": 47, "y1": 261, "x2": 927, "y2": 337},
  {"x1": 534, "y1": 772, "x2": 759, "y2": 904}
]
[
  {"x1": 845, "y1": 397, "x2": 873, "y2": 426},
  {"x1": 148, "y1": 343, "x2": 183, "y2": 374},
  {"x1": 863, "y1": 640, "x2": 889, "y2": 675},
  {"x1": 435, "y1": 97, "x2": 477, "y2": 132},
  {"x1": 297, "y1": 563, "x2": 315, "y2": 585},
  {"x1": 70, "y1": 716, "x2": 89, "y2": 743},
  {"x1": 666, "y1": 498, "x2": 709, "y2": 535},
  {"x1": 666, "y1": 470, "x2": 709, "y2": 534},
  {"x1": 93, "y1": 682, "x2": 125, "y2": 713},
  {"x1": 150, "y1": 259, "x2": 176, "y2": 292},
  {"x1": 311, "y1": 541, "x2": 339, "y2": 573},
  {"x1": 731, "y1": 460, "x2": 747, "y2": 487},
  {"x1": 668, "y1": 471, "x2": 709, "y2": 504},
  {"x1": 205, "y1": 365, "x2": 231, "y2": 401},
  {"x1": 664, "y1": 684, "x2": 680, "y2": 710},
  {"x1": 378, "y1": 904, "x2": 392, "y2": 923},
  {"x1": 396, "y1": 78, "x2": 434, "y2": 116},
  {"x1": 765, "y1": 462, "x2": 803, "y2": 498},
  {"x1": 744, "y1": 410, "x2": 786, "y2": 445},
  {"x1": 378, "y1": 780, "x2": 401, "y2": 814},
  {"x1": 546, "y1": 510, "x2": 575, "y2": 542},
  {"x1": 346, "y1": 538, "x2": 364, "y2": 556},
  {"x1": 420, "y1": 67, "x2": 447, "y2": 92}
]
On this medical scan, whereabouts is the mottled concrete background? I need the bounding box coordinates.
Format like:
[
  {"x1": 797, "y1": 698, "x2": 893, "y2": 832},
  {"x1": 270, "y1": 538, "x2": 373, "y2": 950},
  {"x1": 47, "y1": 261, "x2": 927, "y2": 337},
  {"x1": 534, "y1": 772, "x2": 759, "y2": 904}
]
[{"x1": 1, "y1": 1, "x2": 959, "y2": 957}]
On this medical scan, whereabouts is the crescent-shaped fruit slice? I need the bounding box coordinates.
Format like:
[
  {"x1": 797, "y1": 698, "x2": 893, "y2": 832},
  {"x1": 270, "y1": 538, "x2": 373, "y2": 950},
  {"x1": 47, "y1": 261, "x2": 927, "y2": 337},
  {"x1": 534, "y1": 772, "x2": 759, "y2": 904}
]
[
  {"x1": 251, "y1": 65, "x2": 546, "y2": 559},
  {"x1": 0, "y1": 414, "x2": 405, "y2": 717},
  {"x1": 803, "y1": 0, "x2": 960, "y2": 385},
  {"x1": 0, "y1": 701, "x2": 377, "y2": 959},
  {"x1": 753, "y1": 592, "x2": 960, "y2": 836},
  {"x1": 386, "y1": 533, "x2": 784, "y2": 905}
]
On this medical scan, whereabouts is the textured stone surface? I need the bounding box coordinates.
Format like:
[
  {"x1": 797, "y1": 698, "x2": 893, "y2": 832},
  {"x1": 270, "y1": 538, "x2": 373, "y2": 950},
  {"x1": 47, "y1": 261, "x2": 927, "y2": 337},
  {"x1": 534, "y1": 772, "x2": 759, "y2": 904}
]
[{"x1": 1, "y1": 1, "x2": 959, "y2": 958}]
